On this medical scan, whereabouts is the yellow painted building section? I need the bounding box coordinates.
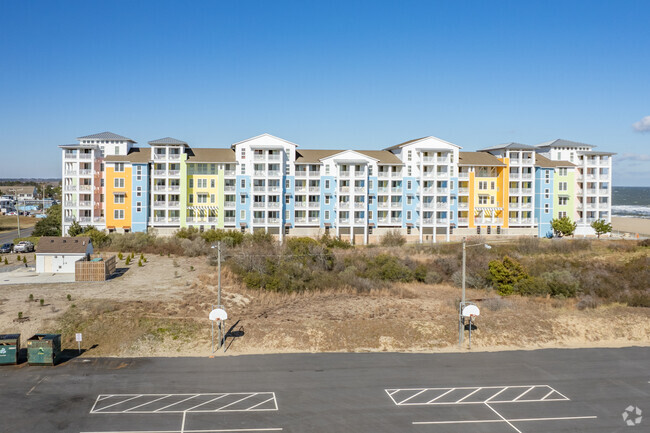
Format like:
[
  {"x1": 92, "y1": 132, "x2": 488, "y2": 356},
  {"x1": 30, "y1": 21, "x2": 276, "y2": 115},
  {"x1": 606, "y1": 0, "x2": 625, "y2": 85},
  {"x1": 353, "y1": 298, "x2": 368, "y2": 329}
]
[
  {"x1": 468, "y1": 172, "x2": 475, "y2": 228},
  {"x1": 105, "y1": 165, "x2": 132, "y2": 229},
  {"x1": 187, "y1": 174, "x2": 220, "y2": 223}
]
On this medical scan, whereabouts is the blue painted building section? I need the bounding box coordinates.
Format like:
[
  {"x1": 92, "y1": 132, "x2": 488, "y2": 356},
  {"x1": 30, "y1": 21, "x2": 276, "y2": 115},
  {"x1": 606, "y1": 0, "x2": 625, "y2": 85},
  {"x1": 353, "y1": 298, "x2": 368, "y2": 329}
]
[
  {"x1": 535, "y1": 167, "x2": 554, "y2": 237},
  {"x1": 284, "y1": 176, "x2": 294, "y2": 227},
  {"x1": 449, "y1": 176, "x2": 459, "y2": 228},
  {"x1": 236, "y1": 175, "x2": 251, "y2": 227},
  {"x1": 131, "y1": 163, "x2": 149, "y2": 232},
  {"x1": 321, "y1": 176, "x2": 335, "y2": 227},
  {"x1": 368, "y1": 176, "x2": 378, "y2": 227}
]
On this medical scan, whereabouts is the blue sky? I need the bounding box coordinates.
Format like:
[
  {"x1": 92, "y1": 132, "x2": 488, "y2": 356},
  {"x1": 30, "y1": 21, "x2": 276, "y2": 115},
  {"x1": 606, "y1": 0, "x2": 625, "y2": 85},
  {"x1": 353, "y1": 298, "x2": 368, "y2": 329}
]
[{"x1": 1, "y1": 0, "x2": 649, "y2": 185}]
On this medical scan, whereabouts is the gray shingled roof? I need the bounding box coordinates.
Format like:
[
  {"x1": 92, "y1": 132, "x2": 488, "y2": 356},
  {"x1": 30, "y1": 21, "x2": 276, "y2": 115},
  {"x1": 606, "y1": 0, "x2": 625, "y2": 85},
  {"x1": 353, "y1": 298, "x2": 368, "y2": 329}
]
[
  {"x1": 77, "y1": 132, "x2": 135, "y2": 142},
  {"x1": 186, "y1": 148, "x2": 236, "y2": 162},
  {"x1": 148, "y1": 137, "x2": 188, "y2": 146},
  {"x1": 383, "y1": 137, "x2": 429, "y2": 151},
  {"x1": 536, "y1": 139, "x2": 595, "y2": 149},
  {"x1": 480, "y1": 142, "x2": 536, "y2": 151}
]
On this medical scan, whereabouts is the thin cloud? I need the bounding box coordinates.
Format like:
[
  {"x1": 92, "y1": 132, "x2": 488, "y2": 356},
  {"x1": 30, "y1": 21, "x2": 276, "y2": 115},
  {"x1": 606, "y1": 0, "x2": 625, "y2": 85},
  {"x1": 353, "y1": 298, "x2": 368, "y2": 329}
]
[
  {"x1": 632, "y1": 115, "x2": 650, "y2": 132},
  {"x1": 616, "y1": 153, "x2": 650, "y2": 163}
]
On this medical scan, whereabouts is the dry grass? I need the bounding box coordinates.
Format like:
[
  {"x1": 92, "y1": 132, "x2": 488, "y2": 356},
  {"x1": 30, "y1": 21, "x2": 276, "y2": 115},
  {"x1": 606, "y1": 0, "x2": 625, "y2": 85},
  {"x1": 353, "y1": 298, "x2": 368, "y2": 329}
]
[{"x1": 0, "y1": 215, "x2": 37, "y2": 231}]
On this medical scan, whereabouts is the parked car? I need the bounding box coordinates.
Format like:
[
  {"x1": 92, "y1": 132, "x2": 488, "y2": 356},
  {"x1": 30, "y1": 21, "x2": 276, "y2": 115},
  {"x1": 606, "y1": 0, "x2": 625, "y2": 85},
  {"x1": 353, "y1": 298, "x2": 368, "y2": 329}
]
[
  {"x1": 0, "y1": 243, "x2": 14, "y2": 253},
  {"x1": 13, "y1": 241, "x2": 34, "y2": 253}
]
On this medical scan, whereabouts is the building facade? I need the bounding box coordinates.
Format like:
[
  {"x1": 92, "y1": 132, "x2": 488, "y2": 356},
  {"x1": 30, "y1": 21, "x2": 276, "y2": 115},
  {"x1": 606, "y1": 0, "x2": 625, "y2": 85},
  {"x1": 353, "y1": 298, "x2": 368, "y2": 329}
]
[{"x1": 60, "y1": 132, "x2": 615, "y2": 242}]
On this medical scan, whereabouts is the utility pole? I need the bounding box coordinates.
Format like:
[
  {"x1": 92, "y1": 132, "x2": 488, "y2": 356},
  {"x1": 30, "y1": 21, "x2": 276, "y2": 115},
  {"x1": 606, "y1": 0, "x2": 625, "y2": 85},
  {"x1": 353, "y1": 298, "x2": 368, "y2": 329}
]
[
  {"x1": 217, "y1": 241, "x2": 222, "y2": 348},
  {"x1": 459, "y1": 237, "x2": 466, "y2": 347},
  {"x1": 10, "y1": 189, "x2": 20, "y2": 238}
]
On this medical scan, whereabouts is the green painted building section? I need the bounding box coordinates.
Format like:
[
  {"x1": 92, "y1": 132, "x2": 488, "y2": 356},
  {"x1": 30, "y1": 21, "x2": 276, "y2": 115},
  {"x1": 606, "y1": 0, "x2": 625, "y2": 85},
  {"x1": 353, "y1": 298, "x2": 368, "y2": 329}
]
[
  {"x1": 181, "y1": 163, "x2": 226, "y2": 229},
  {"x1": 217, "y1": 169, "x2": 225, "y2": 228},
  {"x1": 553, "y1": 167, "x2": 575, "y2": 220}
]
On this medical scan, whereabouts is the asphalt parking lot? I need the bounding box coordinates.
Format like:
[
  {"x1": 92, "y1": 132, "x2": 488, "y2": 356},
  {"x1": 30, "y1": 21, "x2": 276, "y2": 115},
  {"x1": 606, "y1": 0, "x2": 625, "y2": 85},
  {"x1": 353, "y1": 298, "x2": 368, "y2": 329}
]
[{"x1": 0, "y1": 347, "x2": 648, "y2": 432}]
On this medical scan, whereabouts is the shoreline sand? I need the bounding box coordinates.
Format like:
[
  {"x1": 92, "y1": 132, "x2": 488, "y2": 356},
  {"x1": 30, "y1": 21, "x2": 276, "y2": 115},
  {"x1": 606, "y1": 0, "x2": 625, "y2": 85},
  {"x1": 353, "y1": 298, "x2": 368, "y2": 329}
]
[{"x1": 611, "y1": 216, "x2": 650, "y2": 237}]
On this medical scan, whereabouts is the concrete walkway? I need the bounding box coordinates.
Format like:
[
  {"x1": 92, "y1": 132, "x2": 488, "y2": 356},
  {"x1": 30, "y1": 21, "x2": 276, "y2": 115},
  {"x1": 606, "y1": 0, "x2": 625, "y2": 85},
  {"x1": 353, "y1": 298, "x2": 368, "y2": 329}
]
[{"x1": 0, "y1": 267, "x2": 75, "y2": 285}]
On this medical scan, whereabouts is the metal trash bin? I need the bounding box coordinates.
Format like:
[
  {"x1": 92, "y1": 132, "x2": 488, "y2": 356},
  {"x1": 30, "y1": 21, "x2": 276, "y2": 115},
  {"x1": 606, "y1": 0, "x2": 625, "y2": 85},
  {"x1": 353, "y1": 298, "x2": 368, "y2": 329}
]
[
  {"x1": 0, "y1": 334, "x2": 20, "y2": 365},
  {"x1": 27, "y1": 334, "x2": 61, "y2": 366}
]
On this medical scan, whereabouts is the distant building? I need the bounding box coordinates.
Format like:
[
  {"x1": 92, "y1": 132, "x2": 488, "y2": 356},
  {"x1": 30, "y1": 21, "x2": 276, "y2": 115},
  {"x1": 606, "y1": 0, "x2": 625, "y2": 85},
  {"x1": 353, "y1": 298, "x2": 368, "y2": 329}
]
[
  {"x1": 5, "y1": 186, "x2": 37, "y2": 200},
  {"x1": 36, "y1": 236, "x2": 93, "y2": 274}
]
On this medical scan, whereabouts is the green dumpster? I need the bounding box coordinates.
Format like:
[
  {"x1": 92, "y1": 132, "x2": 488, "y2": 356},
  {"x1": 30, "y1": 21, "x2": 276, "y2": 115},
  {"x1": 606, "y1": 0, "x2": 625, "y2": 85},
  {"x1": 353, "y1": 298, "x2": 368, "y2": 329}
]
[
  {"x1": 0, "y1": 334, "x2": 20, "y2": 365},
  {"x1": 27, "y1": 334, "x2": 61, "y2": 366}
]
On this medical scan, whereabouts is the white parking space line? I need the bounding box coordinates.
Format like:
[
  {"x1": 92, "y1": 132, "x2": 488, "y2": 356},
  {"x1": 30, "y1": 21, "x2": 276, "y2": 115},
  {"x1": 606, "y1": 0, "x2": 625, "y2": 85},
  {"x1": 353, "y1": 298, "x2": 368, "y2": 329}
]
[
  {"x1": 125, "y1": 395, "x2": 172, "y2": 412},
  {"x1": 81, "y1": 429, "x2": 283, "y2": 433},
  {"x1": 413, "y1": 415, "x2": 599, "y2": 425},
  {"x1": 94, "y1": 395, "x2": 144, "y2": 412},
  {"x1": 425, "y1": 389, "x2": 455, "y2": 404},
  {"x1": 154, "y1": 395, "x2": 200, "y2": 413},
  {"x1": 454, "y1": 387, "x2": 482, "y2": 403},
  {"x1": 485, "y1": 402, "x2": 523, "y2": 433},
  {"x1": 512, "y1": 387, "x2": 534, "y2": 401}
]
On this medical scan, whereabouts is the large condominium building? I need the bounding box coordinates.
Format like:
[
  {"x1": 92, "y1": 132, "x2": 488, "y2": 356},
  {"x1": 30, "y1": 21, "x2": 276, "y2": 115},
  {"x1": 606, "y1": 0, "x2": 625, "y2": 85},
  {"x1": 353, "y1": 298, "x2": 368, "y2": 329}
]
[{"x1": 60, "y1": 132, "x2": 614, "y2": 242}]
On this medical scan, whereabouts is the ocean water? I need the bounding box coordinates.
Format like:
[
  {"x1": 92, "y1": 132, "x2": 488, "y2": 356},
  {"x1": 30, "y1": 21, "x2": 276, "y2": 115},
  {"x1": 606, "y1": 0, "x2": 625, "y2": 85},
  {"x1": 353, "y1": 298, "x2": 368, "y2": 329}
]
[{"x1": 612, "y1": 187, "x2": 650, "y2": 219}]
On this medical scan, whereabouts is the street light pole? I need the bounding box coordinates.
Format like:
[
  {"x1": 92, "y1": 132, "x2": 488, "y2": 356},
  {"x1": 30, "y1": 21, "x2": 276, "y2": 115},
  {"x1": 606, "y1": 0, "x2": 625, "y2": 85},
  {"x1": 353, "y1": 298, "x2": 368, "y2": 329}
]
[
  {"x1": 9, "y1": 189, "x2": 20, "y2": 238},
  {"x1": 459, "y1": 237, "x2": 466, "y2": 347}
]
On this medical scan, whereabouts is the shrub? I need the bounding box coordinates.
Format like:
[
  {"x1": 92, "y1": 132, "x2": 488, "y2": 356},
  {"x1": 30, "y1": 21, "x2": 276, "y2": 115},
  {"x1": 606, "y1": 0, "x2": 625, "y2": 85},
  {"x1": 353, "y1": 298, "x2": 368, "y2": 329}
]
[
  {"x1": 639, "y1": 239, "x2": 650, "y2": 248},
  {"x1": 4, "y1": 258, "x2": 7, "y2": 265},
  {"x1": 513, "y1": 277, "x2": 549, "y2": 297},
  {"x1": 118, "y1": 252, "x2": 123, "y2": 260},
  {"x1": 414, "y1": 264, "x2": 427, "y2": 282},
  {"x1": 180, "y1": 238, "x2": 209, "y2": 257},
  {"x1": 319, "y1": 233, "x2": 352, "y2": 249},
  {"x1": 201, "y1": 229, "x2": 245, "y2": 247},
  {"x1": 551, "y1": 216, "x2": 577, "y2": 237},
  {"x1": 29, "y1": 294, "x2": 34, "y2": 301},
  {"x1": 22, "y1": 256, "x2": 26, "y2": 264},
  {"x1": 424, "y1": 270, "x2": 443, "y2": 285},
  {"x1": 138, "y1": 259, "x2": 143, "y2": 267},
  {"x1": 380, "y1": 230, "x2": 406, "y2": 247},
  {"x1": 18, "y1": 312, "x2": 23, "y2": 319},
  {"x1": 487, "y1": 256, "x2": 532, "y2": 296},
  {"x1": 539, "y1": 270, "x2": 579, "y2": 298},
  {"x1": 362, "y1": 253, "x2": 413, "y2": 282},
  {"x1": 591, "y1": 219, "x2": 612, "y2": 238},
  {"x1": 175, "y1": 226, "x2": 200, "y2": 240},
  {"x1": 16, "y1": 255, "x2": 21, "y2": 262},
  {"x1": 125, "y1": 256, "x2": 131, "y2": 265},
  {"x1": 40, "y1": 299, "x2": 44, "y2": 307},
  {"x1": 77, "y1": 227, "x2": 109, "y2": 248},
  {"x1": 67, "y1": 294, "x2": 72, "y2": 301}
]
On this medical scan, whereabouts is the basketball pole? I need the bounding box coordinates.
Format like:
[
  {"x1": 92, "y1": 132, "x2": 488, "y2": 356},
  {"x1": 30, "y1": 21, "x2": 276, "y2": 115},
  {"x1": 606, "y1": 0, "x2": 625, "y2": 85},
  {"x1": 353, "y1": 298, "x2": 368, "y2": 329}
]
[{"x1": 459, "y1": 237, "x2": 466, "y2": 347}]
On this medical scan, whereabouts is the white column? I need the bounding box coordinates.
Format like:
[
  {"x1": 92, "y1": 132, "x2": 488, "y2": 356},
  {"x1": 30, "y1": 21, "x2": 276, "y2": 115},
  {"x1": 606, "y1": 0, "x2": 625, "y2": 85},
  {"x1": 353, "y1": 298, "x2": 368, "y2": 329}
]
[{"x1": 419, "y1": 152, "x2": 424, "y2": 243}]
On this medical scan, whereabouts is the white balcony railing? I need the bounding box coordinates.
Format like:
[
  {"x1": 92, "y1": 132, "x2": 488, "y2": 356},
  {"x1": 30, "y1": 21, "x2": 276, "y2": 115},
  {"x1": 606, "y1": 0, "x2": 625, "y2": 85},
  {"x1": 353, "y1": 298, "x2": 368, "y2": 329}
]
[
  {"x1": 253, "y1": 202, "x2": 266, "y2": 208},
  {"x1": 339, "y1": 171, "x2": 350, "y2": 177},
  {"x1": 79, "y1": 169, "x2": 92, "y2": 175},
  {"x1": 224, "y1": 201, "x2": 236, "y2": 208},
  {"x1": 79, "y1": 201, "x2": 91, "y2": 207},
  {"x1": 224, "y1": 185, "x2": 235, "y2": 192},
  {"x1": 268, "y1": 202, "x2": 281, "y2": 208},
  {"x1": 253, "y1": 186, "x2": 265, "y2": 192},
  {"x1": 253, "y1": 218, "x2": 265, "y2": 224},
  {"x1": 64, "y1": 201, "x2": 76, "y2": 207},
  {"x1": 79, "y1": 217, "x2": 92, "y2": 223},
  {"x1": 224, "y1": 217, "x2": 235, "y2": 224},
  {"x1": 79, "y1": 153, "x2": 92, "y2": 159},
  {"x1": 295, "y1": 171, "x2": 307, "y2": 177},
  {"x1": 154, "y1": 170, "x2": 166, "y2": 176},
  {"x1": 154, "y1": 185, "x2": 167, "y2": 191},
  {"x1": 79, "y1": 185, "x2": 92, "y2": 191},
  {"x1": 457, "y1": 217, "x2": 469, "y2": 225},
  {"x1": 64, "y1": 185, "x2": 77, "y2": 191},
  {"x1": 65, "y1": 170, "x2": 77, "y2": 176},
  {"x1": 168, "y1": 201, "x2": 180, "y2": 207},
  {"x1": 168, "y1": 153, "x2": 181, "y2": 160},
  {"x1": 169, "y1": 185, "x2": 180, "y2": 191},
  {"x1": 154, "y1": 201, "x2": 166, "y2": 207},
  {"x1": 308, "y1": 202, "x2": 320, "y2": 208},
  {"x1": 224, "y1": 170, "x2": 236, "y2": 176},
  {"x1": 354, "y1": 202, "x2": 364, "y2": 209},
  {"x1": 153, "y1": 154, "x2": 166, "y2": 160},
  {"x1": 458, "y1": 202, "x2": 469, "y2": 209},
  {"x1": 268, "y1": 170, "x2": 281, "y2": 177},
  {"x1": 169, "y1": 170, "x2": 180, "y2": 176}
]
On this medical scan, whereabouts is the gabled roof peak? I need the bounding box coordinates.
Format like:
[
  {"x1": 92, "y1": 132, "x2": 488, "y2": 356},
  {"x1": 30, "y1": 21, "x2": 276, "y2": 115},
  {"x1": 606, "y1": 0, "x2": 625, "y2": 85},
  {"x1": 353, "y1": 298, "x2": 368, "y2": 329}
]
[
  {"x1": 231, "y1": 133, "x2": 299, "y2": 149},
  {"x1": 536, "y1": 139, "x2": 596, "y2": 149},
  {"x1": 148, "y1": 137, "x2": 188, "y2": 146}
]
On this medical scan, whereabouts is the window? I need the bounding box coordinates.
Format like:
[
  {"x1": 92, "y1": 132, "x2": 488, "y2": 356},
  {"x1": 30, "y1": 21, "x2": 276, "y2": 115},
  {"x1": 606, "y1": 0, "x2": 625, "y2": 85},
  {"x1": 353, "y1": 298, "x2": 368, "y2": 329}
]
[
  {"x1": 189, "y1": 179, "x2": 194, "y2": 188},
  {"x1": 114, "y1": 209, "x2": 124, "y2": 219},
  {"x1": 241, "y1": 165, "x2": 246, "y2": 175},
  {"x1": 211, "y1": 179, "x2": 216, "y2": 188},
  {"x1": 490, "y1": 181, "x2": 495, "y2": 190},
  {"x1": 325, "y1": 210, "x2": 330, "y2": 220},
  {"x1": 545, "y1": 188, "x2": 550, "y2": 199},
  {"x1": 559, "y1": 211, "x2": 567, "y2": 218},
  {"x1": 407, "y1": 180, "x2": 412, "y2": 189},
  {"x1": 101, "y1": 179, "x2": 105, "y2": 187},
  {"x1": 407, "y1": 166, "x2": 412, "y2": 176},
  {"x1": 369, "y1": 210, "x2": 373, "y2": 220},
  {"x1": 544, "y1": 203, "x2": 550, "y2": 214},
  {"x1": 285, "y1": 164, "x2": 290, "y2": 175},
  {"x1": 240, "y1": 210, "x2": 246, "y2": 220},
  {"x1": 240, "y1": 179, "x2": 246, "y2": 189},
  {"x1": 189, "y1": 194, "x2": 193, "y2": 203},
  {"x1": 545, "y1": 170, "x2": 550, "y2": 183},
  {"x1": 325, "y1": 165, "x2": 330, "y2": 175},
  {"x1": 240, "y1": 195, "x2": 246, "y2": 204},
  {"x1": 114, "y1": 178, "x2": 125, "y2": 188},
  {"x1": 559, "y1": 182, "x2": 568, "y2": 191},
  {"x1": 211, "y1": 194, "x2": 215, "y2": 203},
  {"x1": 478, "y1": 195, "x2": 489, "y2": 205},
  {"x1": 559, "y1": 167, "x2": 567, "y2": 176},
  {"x1": 407, "y1": 196, "x2": 412, "y2": 205},
  {"x1": 240, "y1": 148, "x2": 245, "y2": 159},
  {"x1": 368, "y1": 166, "x2": 373, "y2": 176},
  {"x1": 285, "y1": 210, "x2": 290, "y2": 220},
  {"x1": 478, "y1": 181, "x2": 488, "y2": 190},
  {"x1": 136, "y1": 202, "x2": 142, "y2": 212},
  {"x1": 285, "y1": 179, "x2": 290, "y2": 189},
  {"x1": 114, "y1": 146, "x2": 119, "y2": 155},
  {"x1": 369, "y1": 180, "x2": 373, "y2": 190},
  {"x1": 114, "y1": 194, "x2": 125, "y2": 204},
  {"x1": 407, "y1": 210, "x2": 412, "y2": 220},
  {"x1": 407, "y1": 150, "x2": 412, "y2": 161},
  {"x1": 285, "y1": 195, "x2": 290, "y2": 204},
  {"x1": 325, "y1": 180, "x2": 330, "y2": 189}
]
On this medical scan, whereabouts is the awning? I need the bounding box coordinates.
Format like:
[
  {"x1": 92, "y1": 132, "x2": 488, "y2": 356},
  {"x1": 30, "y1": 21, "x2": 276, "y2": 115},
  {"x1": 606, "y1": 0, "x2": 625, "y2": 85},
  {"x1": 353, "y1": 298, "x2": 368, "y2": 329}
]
[
  {"x1": 368, "y1": 222, "x2": 375, "y2": 228},
  {"x1": 324, "y1": 223, "x2": 332, "y2": 228},
  {"x1": 284, "y1": 223, "x2": 292, "y2": 227},
  {"x1": 123, "y1": 226, "x2": 131, "y2": 229},
  {"x1": 112, "y1": 192, "x2": 125, "y2": 195},
  {"x1": 107, "y1": 226, "x2": 115, "y2": 230},
  {"x1": 239, "y1": 222, "x2": 247, "y2": 227},
  {"x1": 187, "y1": 206, "x2": 218, "y2": 211},
  {"x1": 475, "y1": 207, "x2": 503, "y2": 212},
  {"x1": 406, "y1": 223, "x2": 414, "y2": 227}
]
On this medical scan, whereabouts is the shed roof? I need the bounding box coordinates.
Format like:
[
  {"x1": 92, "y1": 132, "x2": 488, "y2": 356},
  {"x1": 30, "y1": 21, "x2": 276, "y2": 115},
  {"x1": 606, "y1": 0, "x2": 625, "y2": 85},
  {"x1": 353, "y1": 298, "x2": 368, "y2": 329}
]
[
  {"x1": 37, "y1": 237, "x2": 91, "y2": 254},
  {"x1": 534, "y1": 154, "x2": 576, "y2": 168},
  {"x1": 104, "y1": 147, "x2": 151, "y2": 163},
  {"x1": 185, "y1": 148, "x2": 236, "y2": 162},
  {"x1": 458, "y1": 152, "x2": 506, "y2": 166}
]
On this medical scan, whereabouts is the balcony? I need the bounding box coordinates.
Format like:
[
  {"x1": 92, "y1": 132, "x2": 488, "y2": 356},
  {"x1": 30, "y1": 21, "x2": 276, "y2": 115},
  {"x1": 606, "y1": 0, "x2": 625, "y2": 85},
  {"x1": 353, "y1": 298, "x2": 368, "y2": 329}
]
[
  {"x1": 458, "y1": 202, "x2": 469, "y2": 209},
  {"x1": 308, "y1": 217, "x2": 319, "y2": 224},
  {"x1": 268, "y1": 170, "x2": 281, "y2": 177},
  {"x1": 79, "y1": 216, "x2": 92, "y2": 223},
  {"x1": 390, "y1": 201, "x2": 402, "y2": 208},
  {"x1": 436, "y1": 202, "x2": 449, "y2": 210},
  {"x1": 510, "y1": 188, "x2": 520, "y2": 194},
  {"x1": 64, "y1": 153, "x2": 77, "y2": 159},
  {"x1": 436, "y1": 172, "x2": 449, "y2": 179},
  {"x1": 78, "y1": 169, "x2": 92, "y2": 176},
  {"x1": 268, "y1": 218, "x2": 280, "y2": 224},
  {"x1": 309, "y1": 170, "x2": 321, "y2": 177},
  {"x1": 295, "y1": 202, "x2": 306, "y2": 208},
  {"x1": 308, "y1": 202, "x2": 320, "y2": 208},
  {"x1": 339, "y1": 218, "x2": 350, "y2": 224},
  {"x1": 169, "y1": 185, "x2": 180, "y2": 191},
  {"x1": 509, "y1": 172, "x2": 521, "y2": 179},
  {"x1": 457, "y1": 217, "x2": 469, "y2": 225},
  {"x1": 377, "y1": 217, "x2": 388, "y2": 224},
  {"x1": 168, "y1": 153, "x2": 181, "y2": 160},
  {"x1": 354, "y1": 202, "x2": 365, "y2": 209},
  {"x1": 153, "y1": 153, "x2": 166, "y2": 160},
  {"x1": 169, "y1": 217, "x2": 180, "y2": 222},
  {"x1": 391, "y1": 217, "x2": 402, "y2": 224},
  {"x1": 64, "y1": 185, "x2": 77, "y2": 191},
  {"x1": 378, "y1": 202, "x2": 389, "y2": 209},
  {"x1": 423, "y1": 171, "x2": 436, "y2": 178},
  {"x1": 308, "y1": 186, "x2": 320, "y2": 192},
  {"x1": 64, "y1": 201, "x2": 76, "y2": 207},
  {"x1": 253, "y1": 186, "x2": 266, "y2": 192},
  {"x1": 391, "y1": 188, "x2": 403, "y2": 193},
  {"x1": 521, "y1": 203, "x2": 532, "y2": 209},
  {"x1": 224, "y1": 201, "x2": 236, "y2": 208},
  {"x1": 65, "y1": 170, "x2": 78, "y2": 176},
  {"x1": 253, "y1": 202, "x2": 266, "y2": 208},
  {"x1": 154, "y1": 170, "x2": 166, "y2": 176},
  {"x1": 421, "y1": 202, "x2": 435, "y2": 209},
  {"x1": 224, "y1": 185, "x2": 236, "y2": 192},
  {"x1": 295, "y1": 217, "x2": 307, "y2": 223},
  {"x1": 224, "y1": 170, "x2": 236, "y2": 176},
  {"x1": 378, "y1": 172, "x2": 390, "y2": 178},
  {"x1": 154, "y1": 201, "x2": 166, "y2": 207},
  {"x1": 224, "y1": 217, "x2": 235, "y2": 224},
  {"x1": 354, "y1": 218, "x2": 365, "y2": 224},
  {"x1": 458, "y1": 187, "x2": 469, "y2": 194},
  {"x1": 268, "y1": 202, "x2": 281, "y2": 208},
  {"x1": 437, "y1": 188, "x2": 449, "y2": 194},
  {"x1": 79, "y1": 185, "x2": 92, "y2": 191},
  {"x1": 168, "y1": 201, "x2": 179, "y2": 207},
  {"x1": 268, "y1": 154, "x2": 281, "y2": 161},
  {"x1": 355, "y1": 171, "x2": 365, "y2": 177},
  {"x1": 64, "y1": 216, "x2": 75, "y2": 223},
  {"x1": 268, "y1": 185, "x2": 281, "y2": 192},
  {"x1": 338, "y1": 201, "x2": 350, "y2": 208},
  {"x1": 339, "y1": 186, "x2": 350, "y2": 193},
  {"x1": 93, "y1": 217, "x2": 105, "y2": 223},
  {"x1": 339, "y1": 171, "x2": 350, "y2": 177},
  {"x1": 458, "y1": 172, "x2": 469, "y2": 180},
  {"x1": 521, "y1": 188, "x2": 532, "y2": 194},
  {"x1": 154, "y1": 185, "x2": 167, "y2": 191},
  {"x1": 79, "y1": 201, "x2": 92, "y2": 207},
  {"x1": 253, "y1": 154, "x2": 265, "y2": 161},
  {"x1": 295, "y1": 170, "x2": 307, "y2": 177},
  {"x1": 168, "y1": 170, "x2": 180, "y2": 176},
  {"x1": 522, "y1": 173, "x2": 533, "y2": 179},
  {"x1": 79, "y1": 153, "x2": 92, "y2": 159},
  {"x1": 422, "y1": 156, "x2": 435, "y2": 162},
  {"x1": 436, "y1": 218, "x2": 448, "y2": 224},
  {"x1": 254, "y1": 170, "x2": 266, "y2": 176},
  {"x1": 153, "y1": 216, "x2": 167, "y2": 222},
  {"x1": 253, "y1": 218, "x2": 265, "y2": 224}
]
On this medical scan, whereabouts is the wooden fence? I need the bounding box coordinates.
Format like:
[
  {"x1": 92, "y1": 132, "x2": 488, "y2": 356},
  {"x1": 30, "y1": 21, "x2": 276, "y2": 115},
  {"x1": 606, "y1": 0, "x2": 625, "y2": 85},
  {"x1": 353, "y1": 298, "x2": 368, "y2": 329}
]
[{"x1": 75, "y1": 256, "x2": 116, "y2": 281}]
